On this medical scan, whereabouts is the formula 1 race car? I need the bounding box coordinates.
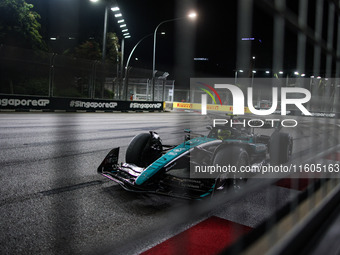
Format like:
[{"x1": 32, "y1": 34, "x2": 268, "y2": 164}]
[{"x1": 98, "y1": 116, "x2": 293, "y2": 199}]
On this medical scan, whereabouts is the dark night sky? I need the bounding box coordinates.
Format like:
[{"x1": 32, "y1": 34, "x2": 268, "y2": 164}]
[{"x1": 27, "y1": 0, "x2": 308, "y2": 87}]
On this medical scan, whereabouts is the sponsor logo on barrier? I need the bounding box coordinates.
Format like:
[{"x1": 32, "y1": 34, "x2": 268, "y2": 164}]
[
  {"x1": 69, "y1": 100, "x2": 118, "y2": 109},
  {"x1": 175, "y1": 103, "x2": 191, "y2": 109},
  {"x1": 130, "y1": 103, "x2": 162, "y2": 109},
  {"x1": 0, "y1": 98, "x2": 50, "y2": 107}
]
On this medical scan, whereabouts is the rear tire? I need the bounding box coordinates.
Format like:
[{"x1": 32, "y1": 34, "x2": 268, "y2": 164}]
[
  {"x1": 270, "y1": 132, "x2": 293, "y2": 165},
  {"x1": 213, "y1": 146, "x2": 249, "y2": 192}
]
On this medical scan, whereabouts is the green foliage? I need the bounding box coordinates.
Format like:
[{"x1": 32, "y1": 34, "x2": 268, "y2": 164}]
[
  {"x1": 0, "y1": 77, "x2": 49, "y2": 96},
  {"x1": 53, "y1": 87, "x2": 83, "y2": 98},
  {"x1": 106, "y1": 32, "x2": 121, "y2": 63},
  {"x1": 0, "y1": 0, "x2": 46, "y2": 50},
  {"x1": 16, "y1": 78, "x2": 49, "y2": 95},
  {"x1": 73, "y1": 41, "x2": 101, "y2": 60},
  {"x1": 66, "y1": 32, "x2": 121, "y2": 63}
]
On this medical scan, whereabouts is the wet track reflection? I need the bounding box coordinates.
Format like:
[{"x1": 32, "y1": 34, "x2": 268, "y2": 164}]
[{"x1": 0, "y1": 112, "x2": 339, "y2": 254}]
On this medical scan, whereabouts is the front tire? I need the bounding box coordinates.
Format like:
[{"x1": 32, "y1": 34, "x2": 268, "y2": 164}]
[
  {"x1": 125, "y1": 132, "x2": 162, "y2": 167},
  {"x1": 125, "y1": 133, "x2": 151, "y2": 167}
]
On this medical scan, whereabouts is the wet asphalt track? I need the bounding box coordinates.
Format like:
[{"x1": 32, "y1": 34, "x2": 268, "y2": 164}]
[{"x1": 0, "y1": 112, "x2": 339, "y2": 254}]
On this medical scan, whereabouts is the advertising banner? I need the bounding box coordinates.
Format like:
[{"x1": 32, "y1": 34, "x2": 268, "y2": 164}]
[{"x1": 0, "y1": 95, "x2": 163, "y2": 112}]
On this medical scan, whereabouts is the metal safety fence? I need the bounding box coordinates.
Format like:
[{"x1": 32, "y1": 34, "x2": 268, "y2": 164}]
[
  {"x1": 103, "y1": 0, "x2": 340, "y2": 254},
  {"x1": 2, "y1": 0, "x2": 340, "y2": 254},
  {"x1": 0, "y1": 45, "x2": 174, "y2": 102}
]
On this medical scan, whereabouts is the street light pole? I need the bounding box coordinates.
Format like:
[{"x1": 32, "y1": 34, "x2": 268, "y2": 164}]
[
  {"x1": 124, "y1": 34, "x2": 153, "y2": 100},
  {"x1": 120, "y1": 38, "x2": 125, "y2": 78},
  {"x1": 90, "y1": 0, "x2": 131, "y2": 99},
  {"x1": 152, "y1": 12, "x2": 197, "y2": 101},
  {"x1": 102, "y1": 5, "x2": 109, "y2": 62},
  {"x1": 119, "y1": 37, "x2": 125, "y2": 99},
  {"x1": 123, "y1": 33, "x2": 166, "y2": 100},
  {"x1": 90, "y1": 0, "x2": 125, "y2": 62},
  {"x1": 127, "y1": 34, "x2": 153, "y2": 70},
  {"x1": 152, "y1": 18, "x2": 181, "y2": 101},
  {"x1": 234, "y1": 69, "x2": 243, "y2": 85}
]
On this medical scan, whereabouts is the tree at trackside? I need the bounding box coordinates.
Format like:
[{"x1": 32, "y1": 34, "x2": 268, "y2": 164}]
[
  {"x1": 106, "y1": 32, "x2": 121, "y2": 64},
  {"x1": 72, "y1": 40, "x2": 102, "y2": 60},
  {"x1": 67, "y1": 32, "x2": 121, "y2": 64},
  {"x1": 0, "y1": 0, "x2": 46, "y2": 51}
]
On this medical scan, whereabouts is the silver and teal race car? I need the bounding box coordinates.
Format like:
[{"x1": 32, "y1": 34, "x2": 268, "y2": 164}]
[{"x1": 98, "y1": 116, "x2": 293, "y2": 199}]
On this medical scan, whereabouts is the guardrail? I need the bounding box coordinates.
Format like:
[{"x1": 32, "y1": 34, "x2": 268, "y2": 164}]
[
  {"x1": 169, "y1": 101, "x2": 340, "y2": 118},
  {"x1": 171, "y1": 101, "x2": 251, "y2": 114},
  {"x1": 0, "y1": 94, "x2": 164, "y2": 112}
]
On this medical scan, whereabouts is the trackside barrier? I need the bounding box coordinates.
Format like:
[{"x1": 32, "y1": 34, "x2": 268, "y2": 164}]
[
  {"x1": 164, "y1": 102, "x2": 173, "y2": 111},
  {"x1": 0, "y1": 95, "x2": 164, "y2": 112},
  {"x1": 171, "y1": 101, "x2": 340, "y2": 118},
  {"x1": 172, "y1": 101, "x2": 252, "y2": 114}
]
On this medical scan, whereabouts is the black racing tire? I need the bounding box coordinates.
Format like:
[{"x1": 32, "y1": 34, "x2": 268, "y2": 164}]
[
  {"x1": 270, "y1": 132, "x2": 293, "y2": 165},
  {"x1": 125, "y1": 133, "x2": 151, "y2": 167},
  {"x1": 213, "y1": 146, "x2": 249, "y2": 192}
]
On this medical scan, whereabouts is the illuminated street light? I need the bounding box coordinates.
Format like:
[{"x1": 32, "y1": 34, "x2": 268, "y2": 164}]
[
  {"x1": 188, "y1": 12, "x2": 197, "y2": 19},
  {"x1": 111, "y1": 6, "x2": 120, "y2": 12},
  {"x1": 89, "y1": 0, "x2": 126, "y2": 62},
  {"x1": 152, "y1": 11, "x2": 198, "y2": 100},
  {"x1": 251, "y1": 70, "x2": 256, "y2": 87},
  {"x1": 234, "y1": 69, "x2": 244, "y2": 84},
  {"x1": 90, "y1": 0, "x2": 132, "y2": 100},
  {"x1": 111, "y1": 6, "x2": 131, "y2": 37},
  {"x1": 252, "y1": 57, "x2": 256, "y2": 77},
  {"x1": 279, "y1": 71, "x2": 284, "y2": 74},
  {"x1": 294, "y1": 71, "x2": 299, "y2": 75},
  {"x1": 109, "y1": 3, "x2": 132, "y2": 96},
  {"x1": 266, "y1": 71, "x2": 270, "y2": 74}
]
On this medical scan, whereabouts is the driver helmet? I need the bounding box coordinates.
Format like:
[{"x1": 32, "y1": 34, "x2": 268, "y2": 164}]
[{"x1": 217, "y1": 129, "x2": 232, "y2": 140}]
